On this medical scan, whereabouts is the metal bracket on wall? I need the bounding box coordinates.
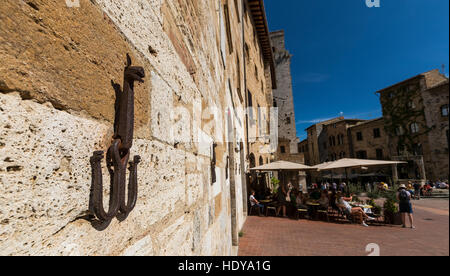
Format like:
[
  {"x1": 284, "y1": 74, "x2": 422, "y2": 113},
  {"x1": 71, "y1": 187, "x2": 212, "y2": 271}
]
[{"x1": 89, "y1": 54, "x2": 145, "y2": 225}]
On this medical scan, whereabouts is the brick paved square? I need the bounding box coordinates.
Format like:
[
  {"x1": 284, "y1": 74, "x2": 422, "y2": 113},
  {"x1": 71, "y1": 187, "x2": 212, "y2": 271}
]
[{"x1": 238, "y1": 199, "x2": 449, "y2": 256}]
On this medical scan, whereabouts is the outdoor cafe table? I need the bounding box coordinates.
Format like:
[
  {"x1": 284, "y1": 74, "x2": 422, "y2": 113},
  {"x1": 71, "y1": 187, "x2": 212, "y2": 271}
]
[
  {"x1": 260, "y1": 199, "x2": 273, "y2": 204},
  {"x1": 350, "y1": 202, "x2": 373, "y2": 214}
]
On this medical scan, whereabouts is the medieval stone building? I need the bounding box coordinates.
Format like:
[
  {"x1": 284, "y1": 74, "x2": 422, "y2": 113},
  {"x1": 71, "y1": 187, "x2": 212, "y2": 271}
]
[
  {"x1": 0, "y1": 0, "x2": 276, "y2": 256},
  {"x1": 300, "y1": 69, "x2": 449, "y2": 184},
  {"x1": 348, "y1": 117, "x2": 389, "y2": 161},
  {"x1": 267, "y1": 30, "x2": 305, "y2": 190},
  {"x1": 377, "y1": 69, "x2": 449, "y2": 182},
  {"x1": 269, "y1": 30, "x2": 302, "y2": 164},
  {"x1": 304, "y1": 117, "x2": 363, "y2": 166}
]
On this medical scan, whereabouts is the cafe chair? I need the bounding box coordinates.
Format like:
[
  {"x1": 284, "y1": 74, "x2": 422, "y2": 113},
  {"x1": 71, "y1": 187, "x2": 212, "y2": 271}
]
[
  {"x1": 317, "y1": 208, "x2": 330, "y2": 222},
  {"x1": 249, "y1": 204, "x2": 260, "y2": 216},
  {"x1": 265, "y1": 206, "x2": 277, "y2": 217},
  {"x1": 296, "y1": 208, "x2": 308, "y2": 220}
]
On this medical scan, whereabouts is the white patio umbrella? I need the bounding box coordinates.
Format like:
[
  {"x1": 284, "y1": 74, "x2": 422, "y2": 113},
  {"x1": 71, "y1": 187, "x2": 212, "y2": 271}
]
[
  {"x1": 312, "y1": 158, "x2": 407, "y2": 185},
  {"x1": 314, "y1": 158, "x2": 406, "y2": 171},
  {"x1": 250, "y1": 160, "x2": 314, "y2": 171},
  {"x1": 250, "y1": 161, "x2": 314, "y2": 193}
]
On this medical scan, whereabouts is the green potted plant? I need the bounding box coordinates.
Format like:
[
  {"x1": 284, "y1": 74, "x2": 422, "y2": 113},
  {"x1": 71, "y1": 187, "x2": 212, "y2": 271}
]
[
  {"x1": 383, "y1": 198, "x2": 402, "y2": 225},
  {"x1": 366, "y1": 199, "x2": 380, "y2": 214},
  {"x1": 271, "y1": 177, "x2": 280, "y2": 195}
]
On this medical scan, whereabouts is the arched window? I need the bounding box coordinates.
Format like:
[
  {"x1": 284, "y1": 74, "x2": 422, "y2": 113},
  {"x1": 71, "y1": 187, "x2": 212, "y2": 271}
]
[
  {"x1": 249, "y1": 153, "x2": 256, "y2": 168},
  {"x1": 410, "y1": 123, "x2": 420, "y2": 134},
  {"x1": 259, "y1": 156, "x2": 263, "y2": 166}
]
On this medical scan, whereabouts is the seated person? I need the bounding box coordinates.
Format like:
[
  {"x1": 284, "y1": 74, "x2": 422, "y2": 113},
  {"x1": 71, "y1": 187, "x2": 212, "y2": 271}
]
[
  {"x1": 329, "y1": 190, "x2": 338, "y2": 211},
  {"x1": 296, "y1": 192, "x2": 308, "y2": 209},
  {"x1": 310, "y1": 188, "x2": 321, "y2": 201},
  {"x1": 249, "y1": 190, "x2": 264, "y2": 215},
  {"x1": 423, "y1": 183, "x2": 433, "y2": 195},
  {"x1": 336, "y1": 192, "x2": 375, "y2": 227},
  {"x1": 318, "y1": 190, "x2": 329, "y2": 210}
]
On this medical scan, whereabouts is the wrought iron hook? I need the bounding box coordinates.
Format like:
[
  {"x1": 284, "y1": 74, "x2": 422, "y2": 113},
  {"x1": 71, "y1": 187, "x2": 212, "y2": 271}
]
[{"x1": 90, "y1": 54, "x2": 145, "y2": 224}]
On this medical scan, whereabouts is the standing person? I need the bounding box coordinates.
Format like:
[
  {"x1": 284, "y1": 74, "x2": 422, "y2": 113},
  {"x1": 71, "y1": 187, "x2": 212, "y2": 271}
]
[
  {"x1": 413, "y1": 181, "x2": 422, "y2": 200},
  {"x1": 366, "y1": 182, "x2": 371, "y2": 193},
  {"x1": 276, "y1": 184, "x2": 288, "y2": 218},
  {"x1": 332, "y1": 182, "x2": 337, "y2": 192},
  {"x1": 397, "y1": 184, "x2": 415, "y2": 229}
]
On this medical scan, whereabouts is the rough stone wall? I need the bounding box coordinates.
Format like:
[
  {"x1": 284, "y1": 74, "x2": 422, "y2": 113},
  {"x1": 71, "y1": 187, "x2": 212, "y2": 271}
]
[
  {"x1": 270, "y1": 30, "x2": 299, "y2": 155},
  {"x1": 306, "y1": 117, "x2": 344, "y2": 165},
  {"x1": 422, "y1": 82, "x2": 449, "y2": 180},
  {"x1": 244, "y1": 1, "x2": 273, "y2": 167},
  {"x1": 298, "y1": 139, "x2": 310, "y2": 165},
  {"x1": 380, "y1": 78, "x2": 429, "y2": 164},
  {"x1": 307, "y1": 125, "x2": 320, "y2": 165},
  {"x1": 379, "y1": 70, "x2": 448, "y2": 181},
  {"x1": 0, "y1": 0, "x2": 263, "y2": 256},
  {"x1": 349, "y1": 118, "x2": 389, "y2": 160}
]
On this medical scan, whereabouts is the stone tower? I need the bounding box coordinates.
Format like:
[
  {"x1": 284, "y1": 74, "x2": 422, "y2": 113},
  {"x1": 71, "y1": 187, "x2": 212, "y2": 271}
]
[{"x1": 270, "y1": 30, "x2": 300, "y2": 156}]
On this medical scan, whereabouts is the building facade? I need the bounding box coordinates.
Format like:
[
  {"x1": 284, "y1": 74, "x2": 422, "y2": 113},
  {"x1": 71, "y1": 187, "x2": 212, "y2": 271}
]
[
  {"x1": 321, "y1": 119, "x2": 365, "y2": 162},
  {"x1": 377, "y1": 69, "x2": 449, "y2": 181},
  {"x1": 348, "y1": 118, "x2": 389, "y2": 160},
  {"x1": 304, "y1": 117, "x2": 365, "y2": 166},
  {"x1": 245, "y1": 0, "x2": 276, "y2": 170},
  {"x1": 0, "y1": 0, "x2": 275, "y2": 256},
  {"x1": 305, "y1": 117, "x2": 343, "y2": 166}
]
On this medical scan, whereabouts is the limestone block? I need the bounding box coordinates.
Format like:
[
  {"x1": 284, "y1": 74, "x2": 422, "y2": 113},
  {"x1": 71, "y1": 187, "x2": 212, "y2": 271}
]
[
  {"x1": 0, "y1": 0, "x2": 151, "y2": 127},
  {"x1": 132, "y1": 139, "x2": 186, "y2": 227},
  {"x1": 0, "y1": 92, "x2": 190, "y2": 255},
  {"x1": 150, "y1": 71, "x2": 174, "y2": 145},
  {"x1": 173, "y1": 104, "x2": 193, "y2": 149},
  {"x1": 0, "y1": 92, "x2": 110, "y2": 255},
  {"x1": 121, "y1": 236, "x2": 155, "y2": 256},
  {"x1": 186, "y1": 174, "x2": 203, "y2": 208},
  {"x1": 157, "y1": 216, "x2": 193, "y2": 256},
  {"x1": 95, "y1": 0, "x2": 198, "y2": 104}
]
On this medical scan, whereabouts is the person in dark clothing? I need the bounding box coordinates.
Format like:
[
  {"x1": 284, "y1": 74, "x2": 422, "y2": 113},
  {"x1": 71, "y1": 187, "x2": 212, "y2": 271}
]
[
  {"x1": 310, "y1": 188, "x2": 321, "y2": 201},
  {"x1": 397, "y1": 184, "x2": 415, "y2": 229},
  {"x1": 413, "y1": 181, "x2": 422, "y2": 200},
  {"x1": 276, "y1": 184, "x2": 288, "y2": 218}
]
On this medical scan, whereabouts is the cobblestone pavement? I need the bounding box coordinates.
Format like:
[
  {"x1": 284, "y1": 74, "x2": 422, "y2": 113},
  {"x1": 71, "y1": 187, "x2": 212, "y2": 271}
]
[{"x1": 238, "y1": 199, "x2": 449, "y2": 256}]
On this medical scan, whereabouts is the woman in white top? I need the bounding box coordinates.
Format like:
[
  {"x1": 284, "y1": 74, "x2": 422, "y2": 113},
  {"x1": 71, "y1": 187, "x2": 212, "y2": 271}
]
[{"x1": 336, "y1": 192, "x2": 375, "y2": 227}]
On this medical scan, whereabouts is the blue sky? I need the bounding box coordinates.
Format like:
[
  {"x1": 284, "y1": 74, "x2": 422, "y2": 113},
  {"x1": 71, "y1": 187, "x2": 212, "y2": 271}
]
[{"x1": 265, "y1": 0, "x2": 449, "y2": 141}]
